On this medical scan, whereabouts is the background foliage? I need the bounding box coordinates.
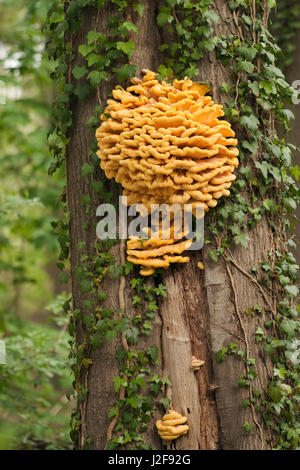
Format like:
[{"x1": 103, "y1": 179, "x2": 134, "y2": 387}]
[{"x1": 0, "y1": 0, "x2": 72, "y2": 450}]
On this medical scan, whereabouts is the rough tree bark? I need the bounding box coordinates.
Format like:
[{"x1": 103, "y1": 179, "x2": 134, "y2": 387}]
[{"x1": 66, "y1": 1, "x2": 276, "y2": 450}]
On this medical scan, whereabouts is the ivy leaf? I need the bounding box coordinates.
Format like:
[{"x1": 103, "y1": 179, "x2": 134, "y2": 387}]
[
  {"x1": 49, "y1": 9, "x2": 65, "y2": 24},
  {"x1": 284, "y1": 285, "x2": 299, "y2": 297},
  {"x1": 204, "y1": 10, "x2": 220, "y2": 24},
  {"x1": 132, "y1": 295, "x2": 141, "y2": 306},
  {"x1": 88, "y1": 70, "x2": 107, "y2": 87},
  {"x1": 216, "y1": 346, "x2": 228, "y2": 363},
  {"x1": 125, "y1": 326, "x2": 139, "y2": 345},
  {"x1": 248, "y1": 81, "x2": 260, "y2": 97},
  {"x1": 279, "y1": 384, "x2": 292, "y2": 395},
  {"x1": 280, "y1": 145, "x2": 291, "y2": 163},
  {"x1": 116, "y1": 41, "x2": 135, "y2": 58},
  {"x1": 113, "y1": 376, "x2": 127, "y2": 392},
  {"x1": 262, "y1": 199, "x2": 274, "y2": 212},
  {"x1": 157, "y1": 64, "x2": 173, "y2": 79},
  {"x1": 264, "y1": 344, "x2": 274, "y2": 357},
  {"x1": 243, "y1": 421, "x2": 254, "y2": 433},
  {"x1": 268, "y1": 166, "x2": 281, "y2": 181},
  {"x1": 199, "y1": 38, "x2": 215, "y2": 51},
  {"x1": 237, "y1": 61, "x2": 255, "y2": 74},
  {"x1": 81, "y1": 163, "x2": 94, "y2": 178},
  {"x1": 242, "y1": 399, "x2": 250, "y2": 408},
  {"x1": 147, "y1": 301, "x2": 158, "y2": 312},
  {"x1": 264, "y1": 64, "x2": 284, "y2": 79},
  {"x1": 221, "y1": 82, "x2": 233, "y2": 94},
  {"x1": 283, "y1": 198, "x2": 297, "y2": 211},
  {"x1": 259, "y1": 80, "x2": 277, "y2": 95},
  {"x1": 234, "y1": 233, "x2": 249, "y2": 248},
  {"x1": 266, "y1": 385, "x2": 282, "y2": 403},
  {"x1": 108, "y1": 407, "x2": 119, "y2": 419},
  {"x1": 280, "y1": 319, "x2": 298, "y2": 336},
  {"x1": 290, "y1": 165, "x2": 300, "y2": 180},
  {"x1": 126, "y1": 395, "x2": 139, "y2": 409},
  {"x1": 147, "y1": 345, "x2": 158, "y2": 364},
  {"x1": 74, "y1": 84, "x2": 92, "y2": 100},
  {"x1": 281, "y1": 109, "x2": 295, "y2": 121},
  {"x1": 112, "y1": 0, "x2": 127, "y2": 10},
  {"x1": 285, "y1": 350, "x2": 300, "y2": 365},
  {"x1": 134, "y1": 373, "x2": 146, "y2": 387},
  {"x1": 133, "y1": 3, "x2": 144, "y2": 16},
  {"x1": 279, "y1": 275, "x2": 290, "y2": 286},
  {"x1": 82, "y1": 358, "x2": 93, "y2": 369},
  {"x1": 87, "y1": 31, "x2": 106, "y2": 45},
  {"x1": 157, "y1": 8, "x2": 173, "y2": 27},
  {"x1": 86, "y1": 53, "x2": 100, "y2": 67},
  {"x1": 256, "y1": 97, "x2": 273, "y2": 111},
  {"x1": 255, "y1": 327, "x2": 264, "y2": 336},
  {"x1": 288, "y1": 239, "x2": 297, "y2": 249},
  {"x1": 78, "y1": 0, "x2": 94, "y2": 6},
  {"x1": 255, "y1": 161, "x2": 269, "y2": 179},
  {"x1": 78, "y1": 44, "x2": 94, "y2": 57},
  {"x1": 149, "y1": 373, "x2": 160, "y2": 384},
  {"x1": 154, "y1": 283, "x2": 167, "y2": 297},
  {"x1": 161, "y1": 377, "x2": 171, "y2": 386},
  {"x1": 124, "y1": 261, "x2": 133, "y2": 275},
  {"x1": 91, "y1": 332, "x2": 102, "y2": 350},
  {"x1": 119, "y1": 21, "x2": 139, "y2": 38},
  {"x1": 240, "y1": 115, "x2": 259, "y2": 132},
  {"x1": 242, "y1": 140, "x2": 258, "y2": 154},
  {"x1": 159, "y1": 397, "x2": 170, "y2": 411},
  {"x1": 208, "y1": 249, "x2": 219, "y2": 262}
]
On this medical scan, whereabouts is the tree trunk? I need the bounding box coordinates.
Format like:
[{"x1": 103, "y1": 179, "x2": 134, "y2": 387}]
[{"x1": 66, "y1": 1, "x2": 276, "y2": 450}]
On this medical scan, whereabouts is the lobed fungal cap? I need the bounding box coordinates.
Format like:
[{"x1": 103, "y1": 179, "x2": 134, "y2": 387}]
[{"x1": 156, "y1": 409, "x2": 189, "y2": 441}]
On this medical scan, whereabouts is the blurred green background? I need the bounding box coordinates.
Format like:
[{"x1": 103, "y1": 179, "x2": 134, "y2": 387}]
[{"x1": 0, "y1": 0, "x2": 72, "y2": 450}]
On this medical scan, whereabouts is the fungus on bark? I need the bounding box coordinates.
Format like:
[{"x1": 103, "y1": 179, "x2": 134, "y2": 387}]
[
  {"x1": 191, "y1": 355, "x2": 205, "y2": 371},
  {"x1": 96, "y1": 70, "x2": 239, "y2": 275}
]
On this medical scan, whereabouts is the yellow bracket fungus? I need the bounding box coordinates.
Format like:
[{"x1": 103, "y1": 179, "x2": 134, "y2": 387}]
[
  {"x1": 197, "y1": 261, "x2": 205, "y2": 270},
  {"x1": 191, "y1": 355, "x2": 205, "y2": 371},
  {"x1": 96, "y1": 70, "x2": 239, "y2": 275},
  {"x1": 156, "y1": 409, "x2": 189, "y2": 441}
]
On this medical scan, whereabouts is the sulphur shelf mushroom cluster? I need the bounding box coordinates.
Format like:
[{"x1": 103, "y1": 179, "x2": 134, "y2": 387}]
[
  {"x1": 96, "y1": 70, "x2": 239, "y2": 275},
  {"x1": 156, "y1": 409, "x2": 189, "y2": 441}
]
